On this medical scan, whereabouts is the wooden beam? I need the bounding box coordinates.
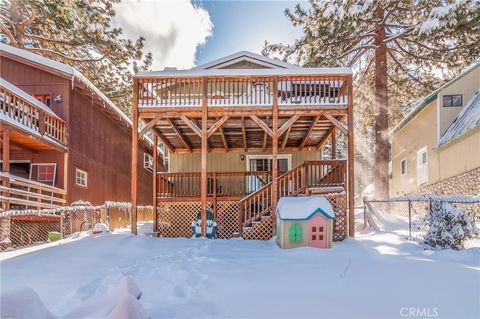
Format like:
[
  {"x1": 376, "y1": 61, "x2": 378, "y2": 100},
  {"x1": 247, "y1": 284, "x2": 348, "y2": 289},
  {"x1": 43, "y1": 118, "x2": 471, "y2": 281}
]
[
  {"x1": 139, "y1": 115, "x2": 161, "y2": 137},
  {"x1": 207, "y1": 116, "x2": 229, "y2": 138},
  {"x1": 277, "y1": 114, "x2": 301, "y2": 137},
  {"x1": 250, "y1": 115, "x2": 273, "y2": 137},
  {"x1": 262, "y1": 131, "x2": 268, "y2": 152},
  {"x1": 300, "y1": 116, "x2": 320, "y2": 149},
  {"x1": 200, "y1": 77, "x2": 208, "y2": 237},
  {"x1": 315, "y1": 126, "x2": 336, "y2": 151},
  {"x1": 218, "y1": 121, "x2": 229, "y2": 151},
  {"x1": 154, "y1": 128, "x2": 175, "y2": 153},
  {"x1": 180, "y1": 115, "x2": 202, "y2": 137},
  {"x1": 325, "y1": 114, "x2": 348, "y2": 135},
  {"x1": 271, "y1": 79, "x2": 278, "y2": 237},
  {"x1": 331, "y1": 128, "x2": 337, "y2": 159},
  {"x1": 241, "y1": 116, "x2": 247, "y2": 151},
  {"x1": 347, "y1": 76, "x2": 355, "y2": 237},
  {"x1": 152, "y1": 133, "x2": 158, "y2": 234},
  {"x1": 281, "y1": 126, "x2": 291, "y2": 151},
  {"x1": 166, "y1": 118, "x2": 192, "y2": 152},
  {"x1": 131, "y1": 78, "x2": 139, "y2": 235}
]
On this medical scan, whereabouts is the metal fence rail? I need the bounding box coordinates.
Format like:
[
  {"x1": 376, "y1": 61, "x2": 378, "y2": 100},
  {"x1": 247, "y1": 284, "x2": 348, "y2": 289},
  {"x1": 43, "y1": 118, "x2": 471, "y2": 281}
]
[{"x1": 364, "y1": 196, "x2": 480, "y2": 248}]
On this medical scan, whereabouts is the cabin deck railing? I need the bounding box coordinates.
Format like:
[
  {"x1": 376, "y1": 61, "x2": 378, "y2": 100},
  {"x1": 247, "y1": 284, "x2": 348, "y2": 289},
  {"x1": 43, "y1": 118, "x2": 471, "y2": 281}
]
[
  {"x1": 137, "y1": 76, "x2": 349, "y2": 108},
  {"x1": 0, "y1": 172, "x2": 67, "y2": 210},
  {"x1": 0, "y1": 85, "x2": 67, "y2": 146},
  {"x1": 157, "y1": 171, "x2": 272, "y2": 199}
]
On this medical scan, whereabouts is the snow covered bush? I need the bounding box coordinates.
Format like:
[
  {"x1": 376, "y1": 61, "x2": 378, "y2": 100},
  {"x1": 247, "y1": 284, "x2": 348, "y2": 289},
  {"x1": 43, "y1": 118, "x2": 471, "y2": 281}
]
[{"x1": 423, "y1": 201, "x2": 479, "y2": 250}]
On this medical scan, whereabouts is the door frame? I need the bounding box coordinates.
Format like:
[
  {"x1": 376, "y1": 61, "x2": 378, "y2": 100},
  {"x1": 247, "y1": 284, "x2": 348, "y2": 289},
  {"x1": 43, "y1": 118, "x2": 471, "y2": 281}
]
[{"x1": 245, "y1": 154, "x2": 292, "y2": 172}]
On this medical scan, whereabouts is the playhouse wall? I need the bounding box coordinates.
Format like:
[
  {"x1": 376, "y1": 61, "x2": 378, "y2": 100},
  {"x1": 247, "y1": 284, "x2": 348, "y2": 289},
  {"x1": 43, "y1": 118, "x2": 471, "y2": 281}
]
[{"x1": 278, "y1": 213, "x2": 333, "y2": 249}]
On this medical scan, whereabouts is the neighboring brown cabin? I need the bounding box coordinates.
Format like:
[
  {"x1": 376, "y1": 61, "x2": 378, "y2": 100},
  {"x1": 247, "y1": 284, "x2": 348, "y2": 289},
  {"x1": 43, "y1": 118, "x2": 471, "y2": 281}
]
[{"x1": 0, "y1": 44, "x2": 163, "y2": 210}]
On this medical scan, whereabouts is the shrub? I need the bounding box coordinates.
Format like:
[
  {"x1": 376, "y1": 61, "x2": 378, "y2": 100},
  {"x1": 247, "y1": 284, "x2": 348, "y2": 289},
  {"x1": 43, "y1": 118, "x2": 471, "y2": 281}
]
[{"x1": 423, "y1": 201, "x2": 479, "y2": 250}]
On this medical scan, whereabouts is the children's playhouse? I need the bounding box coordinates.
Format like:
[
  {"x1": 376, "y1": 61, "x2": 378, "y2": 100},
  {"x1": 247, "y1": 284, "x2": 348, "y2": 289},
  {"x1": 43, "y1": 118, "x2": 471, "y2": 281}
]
[{"x1": 276, "y1": 196, "x2": 335, "y2": 249}]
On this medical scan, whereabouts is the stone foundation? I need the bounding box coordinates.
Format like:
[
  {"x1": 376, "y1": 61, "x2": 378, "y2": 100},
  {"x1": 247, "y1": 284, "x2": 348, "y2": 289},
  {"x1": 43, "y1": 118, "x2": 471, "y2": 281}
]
[{"x1": 419, "y1": 168, "x2": 480, "y2": 196}]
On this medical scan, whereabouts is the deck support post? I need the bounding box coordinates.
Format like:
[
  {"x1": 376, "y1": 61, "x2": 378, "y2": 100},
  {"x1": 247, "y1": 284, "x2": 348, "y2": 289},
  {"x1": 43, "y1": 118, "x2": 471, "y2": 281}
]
[
  {"x1": 1, "y1": 128, "x2": 10, "y2": 211},
  {"x1": 271, "y1": 79, "x2": 278, "y2": 236},
  {"x1": 347, "y1": 76, "x2": 355, "y2": 237},
  {"x1": 152, "y1": 132, "x2": 158, "y2": 234},
  {"x1": 331, "y1": 128, "x2": 337, "y2": 159},
  {"x1": 201, "y1": 77, "x2": 208, "y2": 237},
  {"x1": 131, "y1": 78, "x2": 139, "y2": 235}
]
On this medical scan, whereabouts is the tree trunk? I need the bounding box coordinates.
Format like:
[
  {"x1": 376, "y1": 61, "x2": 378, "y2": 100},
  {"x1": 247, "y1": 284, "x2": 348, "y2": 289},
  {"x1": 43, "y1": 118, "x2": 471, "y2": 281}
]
[{"x1": 373, "y1": 10, "x2": 390, "y2": 199}]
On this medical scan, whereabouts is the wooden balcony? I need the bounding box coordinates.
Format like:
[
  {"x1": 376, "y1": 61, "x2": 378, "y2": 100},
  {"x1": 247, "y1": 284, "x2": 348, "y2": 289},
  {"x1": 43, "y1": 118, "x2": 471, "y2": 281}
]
[
  {"x1": 137, "y1": 75, "x2": 349, "y2": 109},
  {"x1": 0, "y1": 172, "x2": 66, "y2": 210},
  {"x1": 0, "y1": 80, "x2": 67, "y2": 147}
]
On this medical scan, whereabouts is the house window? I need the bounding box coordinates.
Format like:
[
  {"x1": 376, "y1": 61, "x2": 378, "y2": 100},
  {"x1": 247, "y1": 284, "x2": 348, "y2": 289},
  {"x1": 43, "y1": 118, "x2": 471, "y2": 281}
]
[
  {"x1": 75, "y1": 168, "x2": 88, "y2": 187},
  {"x1": 30, "y1": 163, "x2": 56, "y2": 186},
  {"x1": 416, "y1": 147, "x2": 428, "y2": 186},
  {"x1": 144, "y1": 153, "x2": 154, "y2": 172},
  {"x1": 443, "y1": 94, "x2": 462, "y2": 107},
  {"x1": 34, "y1": 94, "x2": 53, "y2": 108},
  {"x1": 400, "y1": 159, "x2": 408, "y2": 176},
  {"x1": 289, "y1": 223, "x2": 303, "y2": 243}
]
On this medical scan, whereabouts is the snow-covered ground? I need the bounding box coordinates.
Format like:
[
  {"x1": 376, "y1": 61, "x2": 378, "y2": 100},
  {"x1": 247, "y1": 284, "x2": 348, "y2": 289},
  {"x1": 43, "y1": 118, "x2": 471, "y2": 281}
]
[{"x1": 1, "y1": 218, "x2": 479, "y2": 318}]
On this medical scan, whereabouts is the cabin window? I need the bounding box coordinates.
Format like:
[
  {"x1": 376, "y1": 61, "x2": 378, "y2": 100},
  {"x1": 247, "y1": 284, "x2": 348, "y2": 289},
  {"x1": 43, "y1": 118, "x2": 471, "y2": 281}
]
[
  {"x1": 400, "y1": 159, "x2": 408, "y2": 176},
  {"x1": 416, "y1": 147, "x2": 428, "y2": 186},
  {"x1": 34, "y1": 94, "x2": 53, "y2": 108},
  {"x1": 443, "y1": 94, "x2": 462, "y2": 107},
  {"x1": 289, "y1": 223, "x2": 303, "y2": 243},
  {"x1": 30, "y1": 163, "x2": 56, "y2": 186},
  {"x1": 75, "y1": 168, "x2": 88, "y2": 187},
  {"x1": 144, "y1": 153, "x2": 154, "y2": 172}
]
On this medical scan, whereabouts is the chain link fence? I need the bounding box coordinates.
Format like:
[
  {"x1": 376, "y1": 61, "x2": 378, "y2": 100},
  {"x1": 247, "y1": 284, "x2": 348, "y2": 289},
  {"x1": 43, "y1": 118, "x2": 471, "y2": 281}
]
[
  {"x1": 364, "y1": 195, "x2": 480, "y2": 249},
  {"x1": 0, "y1": 202, "x2": 140, "y2": 251}
]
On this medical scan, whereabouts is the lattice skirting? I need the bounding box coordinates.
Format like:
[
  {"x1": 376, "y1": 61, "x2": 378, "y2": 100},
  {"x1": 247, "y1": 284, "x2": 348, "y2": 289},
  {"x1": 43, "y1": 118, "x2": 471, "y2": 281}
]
[
  {"x1": 325, "y1": 193, "x2": 348, "y2": 241},
  {"x1": 156, "y1": 200, "x2": 240, "y2": 239},
  {"x1": 242, "y1": 215, "x2": 273, "y2": 241}
]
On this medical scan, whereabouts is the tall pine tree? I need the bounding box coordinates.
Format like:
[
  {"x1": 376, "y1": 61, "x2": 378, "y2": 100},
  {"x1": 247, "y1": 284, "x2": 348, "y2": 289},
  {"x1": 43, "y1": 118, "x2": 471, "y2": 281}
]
[
  {"x1": 0, "y1": 0, "x2": 152, "y2": 116},
  {"x1": 264, "y1": 0, "x2": 480, "y2": 198}
]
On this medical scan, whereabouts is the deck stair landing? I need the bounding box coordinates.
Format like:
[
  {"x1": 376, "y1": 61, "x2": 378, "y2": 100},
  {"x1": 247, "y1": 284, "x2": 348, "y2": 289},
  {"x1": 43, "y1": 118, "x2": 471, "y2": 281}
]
[{"x1": 239, "y1": 160, "x2": 346, "y2": 240}]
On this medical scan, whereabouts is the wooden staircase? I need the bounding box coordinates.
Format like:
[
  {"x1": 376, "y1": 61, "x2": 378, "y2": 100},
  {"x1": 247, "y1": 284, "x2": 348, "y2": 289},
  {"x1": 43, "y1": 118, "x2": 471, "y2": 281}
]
[{"x1": 238, "y1": 160, "x2": 346, "y2": 239}]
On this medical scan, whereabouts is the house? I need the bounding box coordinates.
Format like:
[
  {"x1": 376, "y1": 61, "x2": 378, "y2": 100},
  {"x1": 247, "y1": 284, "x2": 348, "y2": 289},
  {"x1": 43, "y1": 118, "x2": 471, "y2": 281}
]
[
  {"x1": 0, "y1": 44, "x2": 163, "y2": 211},
  {"x1": 130, "y1": 51, "x2": 354, "y2": 240},
  {"x1": 389, "y1": 62, "x2": 480, "y2": 197},
  {"x1": 276, "y1": 196, "x2": 334, "y2": 249}
]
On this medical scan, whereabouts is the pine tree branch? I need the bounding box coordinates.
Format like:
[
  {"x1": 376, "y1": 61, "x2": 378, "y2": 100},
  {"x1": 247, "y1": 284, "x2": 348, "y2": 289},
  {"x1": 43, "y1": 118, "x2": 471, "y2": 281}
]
[
  {"x1": 23, "y1": 33, "x2": 78, "y2": 46},
  {"x1": 387, "y1": 49, "x2": 430, "y2": 87},
  {"x1": 401, "y1": 37, "x2": 461, "y2": 52},
  {"x1": 357, "y1": 55, "x2": 374, "y2": 86},
  {"x1": 391, "y1": 39, "x2": 455, "y2": 66},
  {"x1": 24, "y1": 47, "x2": 109, "y2": 63},
  {"x1": 0, "y1": 22, "x2": 18, "y2": 46},
  {"x1": 384, "y1": 28, "x2": 412, "y2": 43},
  {"x1": 348, "y1": 47, "x2": 371, "y2": 67},
  {"x1": 337, "y1": 43, "x2": 376, "y2": 60}
]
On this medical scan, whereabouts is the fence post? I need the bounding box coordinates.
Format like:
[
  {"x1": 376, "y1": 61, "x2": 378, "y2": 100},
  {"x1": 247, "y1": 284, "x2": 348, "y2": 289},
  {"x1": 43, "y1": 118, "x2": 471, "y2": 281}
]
[
  {"x1": 60, "y1": 212, "x2": 64, "y2": 239},
  {"x1": 408, "y1": 200, "x2": 412, "y2": 238}
]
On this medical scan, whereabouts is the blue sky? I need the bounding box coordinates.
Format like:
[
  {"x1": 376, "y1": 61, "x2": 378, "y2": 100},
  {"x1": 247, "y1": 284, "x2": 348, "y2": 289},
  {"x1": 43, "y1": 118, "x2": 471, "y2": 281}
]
[{"x1": 194, "y1": 1, "x2": 305, "y2": 65}]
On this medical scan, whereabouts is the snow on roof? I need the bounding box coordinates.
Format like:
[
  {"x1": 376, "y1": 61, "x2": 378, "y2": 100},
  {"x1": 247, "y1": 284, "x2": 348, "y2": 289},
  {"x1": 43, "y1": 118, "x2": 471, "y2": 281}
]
[
  {"x1": 0, "y1": 43, "x2": 131, "y2": 125},
  {"x1": 137, "y1": 67, "x2": 352, "y2": 78},
  {"x1": 390, "y1": 61, "x2": 480, "y2": 136},
  {"x1": 277, "y1": 196, "x2": 335, "y2": 220},
  {"x1": 193, "y1": 51, "x2": 300, "y2": 70},
  {"x1": 438, "y1": 90, "x2": 480, "y2": 147},
  {"x1": 1, "y1": 77, "x2": 60, "y2": 119}
]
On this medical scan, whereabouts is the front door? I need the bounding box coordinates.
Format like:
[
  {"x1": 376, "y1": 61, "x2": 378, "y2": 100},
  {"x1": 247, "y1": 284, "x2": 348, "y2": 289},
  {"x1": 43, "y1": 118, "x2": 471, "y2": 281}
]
[
  {"x1": 247, "y1": 155, "x2": 291, "y2": 193},
  {"x1": 309, "y1": 215, "x2": 327, "y2": 248}
]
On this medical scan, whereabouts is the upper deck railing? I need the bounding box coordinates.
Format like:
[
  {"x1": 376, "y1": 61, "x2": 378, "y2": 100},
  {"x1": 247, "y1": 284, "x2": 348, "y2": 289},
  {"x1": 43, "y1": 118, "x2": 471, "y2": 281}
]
[
  {"x1": 136, "y1": 75, "x2": 350, "y2": 108},
  {"x1": 0, "y1": 84, "x2": 67, "y2": 146}
]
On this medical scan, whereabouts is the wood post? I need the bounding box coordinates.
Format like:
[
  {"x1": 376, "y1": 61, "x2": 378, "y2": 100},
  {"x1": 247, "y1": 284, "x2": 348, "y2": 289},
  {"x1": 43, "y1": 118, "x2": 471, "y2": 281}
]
[
  {"x1": 347, "y1": 76, "x2": 355, "y2": 237},
  {"x1": 200, "y1": 77, "x2": 208, "y2": 236},
  {"x1": 331, "y1": 128, "x2": 336, "y2": 159},
  {"x1": 2, "y1": 128, "x2": 10, "y2": 211},
  {"x1": 153, "y1": 133, "x2": 158, "y2": 234},
  {"x1": 131, "y1": 78, "x2": 139, "y2": 235},
  {"x1": 271, "y1": 79, "x2": 278, "y2": 235}
]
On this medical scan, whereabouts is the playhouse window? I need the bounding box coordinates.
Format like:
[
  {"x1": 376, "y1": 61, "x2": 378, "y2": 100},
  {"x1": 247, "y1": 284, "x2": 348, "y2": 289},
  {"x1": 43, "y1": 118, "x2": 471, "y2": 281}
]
[
  {"x1": 289, "y1": 224, "x2": 302, "y2": 243},
  {"x1": 320, "y1": 235, "x2": 324, "y2": 240},
  {"x1": 320, "y1": 226, "x2": 324, "y2": 232}
]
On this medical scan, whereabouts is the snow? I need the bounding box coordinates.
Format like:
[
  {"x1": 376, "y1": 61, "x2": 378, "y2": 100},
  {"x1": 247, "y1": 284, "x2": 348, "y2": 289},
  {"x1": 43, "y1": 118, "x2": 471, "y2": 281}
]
[
  {"x1": 2, "y1": 218, "x2": 478, "y2": 318},
  {"x1": 192, "y1": 51, "x2": 300, "y2": 70},
  {"x1": 277, "y1": 196, "x2": 335, "y2": 220}
]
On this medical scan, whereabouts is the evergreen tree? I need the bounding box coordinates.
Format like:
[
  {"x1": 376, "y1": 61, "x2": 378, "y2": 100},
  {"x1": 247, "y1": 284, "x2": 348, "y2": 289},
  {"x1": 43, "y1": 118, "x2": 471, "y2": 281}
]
[
  {"x1": 264, "y1": 0, "x2": 480, "y2": 198},
  {"x1": 0, "y1": 0, "x2": 152, "y2": 116}
]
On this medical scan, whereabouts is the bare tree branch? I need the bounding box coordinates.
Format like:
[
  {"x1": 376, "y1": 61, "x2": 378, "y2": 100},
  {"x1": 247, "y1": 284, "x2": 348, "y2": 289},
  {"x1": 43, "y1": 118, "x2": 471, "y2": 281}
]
[{"x1": 0, "y1": 21, "x2": 18, "y2": 46}]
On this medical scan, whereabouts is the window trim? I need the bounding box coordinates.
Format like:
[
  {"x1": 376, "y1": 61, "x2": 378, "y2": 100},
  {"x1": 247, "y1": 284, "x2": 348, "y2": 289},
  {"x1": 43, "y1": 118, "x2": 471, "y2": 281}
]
[
  {"x1": 245, "y1": 154, "x2": 292, "y2": 171},
  {"x1": 442, "y1": 94, "x2": 462, "y2": 107},
  {"x1": 400, "y1": 158, "x2": 408, "y2": 176},
  {"x1": 29, "y1": 163, "x2": 57, "y2": 186},
  {"x1": 416, "y1": 146, "x2": 428, "y2": 186},
  {"x1": 144, "y1": 152, "x2": 154, "y2": 173},
  {"x1": 75, "y1": 168, "x2": 88, "y2": 188}
]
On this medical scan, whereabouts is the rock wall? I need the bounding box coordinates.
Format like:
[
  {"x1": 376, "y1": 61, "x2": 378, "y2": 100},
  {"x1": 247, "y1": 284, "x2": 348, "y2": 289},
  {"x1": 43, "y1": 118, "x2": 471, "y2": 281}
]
[{"x1": 419, "y1": 168, "x2": 480, "y2": 196}]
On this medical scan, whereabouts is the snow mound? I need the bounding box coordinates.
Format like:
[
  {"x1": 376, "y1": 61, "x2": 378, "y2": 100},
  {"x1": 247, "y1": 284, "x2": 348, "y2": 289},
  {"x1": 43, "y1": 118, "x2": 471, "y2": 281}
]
[
  {"x1": 94, "y1": 223, "x2": 110, "y2": 233},
  {"x1": 0, "y1": 287, "x2": 56, "y2": 319},
  {"x1": 106, "y1": 294, "x2": 149, "y2": 319}
]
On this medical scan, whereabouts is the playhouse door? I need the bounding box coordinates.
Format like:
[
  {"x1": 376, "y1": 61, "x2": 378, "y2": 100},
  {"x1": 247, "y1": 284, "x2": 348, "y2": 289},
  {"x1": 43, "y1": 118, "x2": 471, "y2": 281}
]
[{"x1": 309, "y1": 216, "x2": 327, "y2": 248}]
